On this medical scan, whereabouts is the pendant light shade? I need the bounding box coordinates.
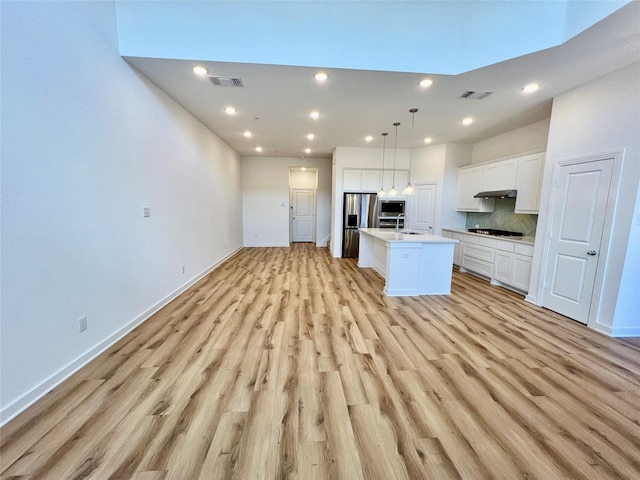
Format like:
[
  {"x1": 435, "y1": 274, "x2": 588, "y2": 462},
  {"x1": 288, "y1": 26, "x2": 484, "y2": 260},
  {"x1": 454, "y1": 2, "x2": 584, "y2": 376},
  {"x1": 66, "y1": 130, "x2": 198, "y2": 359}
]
[
  {"x1": 388, "y1": 122, "x2": 400, "y2": 197},
  {"x1": 403, "y1": 108, "x2": 418, "y2": 196},
  {"x1": 378, "y1": 132, "x2": 388, "y2": 197}
]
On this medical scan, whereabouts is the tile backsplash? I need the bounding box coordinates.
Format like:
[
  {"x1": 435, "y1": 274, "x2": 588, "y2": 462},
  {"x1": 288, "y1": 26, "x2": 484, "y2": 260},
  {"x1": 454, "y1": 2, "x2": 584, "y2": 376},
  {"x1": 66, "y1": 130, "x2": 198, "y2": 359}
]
[{"x1": 465, "y1": 198, "x2": 538, "y2": 237}]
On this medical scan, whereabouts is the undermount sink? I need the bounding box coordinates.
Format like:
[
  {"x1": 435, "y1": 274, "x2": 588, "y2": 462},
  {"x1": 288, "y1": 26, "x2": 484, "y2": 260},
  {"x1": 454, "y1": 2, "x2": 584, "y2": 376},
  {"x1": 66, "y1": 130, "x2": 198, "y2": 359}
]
[{"x1": 400, "y1": 230, "x2": 422, "y2": 235}]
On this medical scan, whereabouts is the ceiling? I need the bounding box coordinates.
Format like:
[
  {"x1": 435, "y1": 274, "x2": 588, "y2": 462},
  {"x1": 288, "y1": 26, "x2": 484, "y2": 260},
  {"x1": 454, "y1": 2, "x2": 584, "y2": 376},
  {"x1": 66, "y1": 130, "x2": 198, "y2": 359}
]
[{"x1": 122, "y1": 1, "x2": 640, "y2": 159}]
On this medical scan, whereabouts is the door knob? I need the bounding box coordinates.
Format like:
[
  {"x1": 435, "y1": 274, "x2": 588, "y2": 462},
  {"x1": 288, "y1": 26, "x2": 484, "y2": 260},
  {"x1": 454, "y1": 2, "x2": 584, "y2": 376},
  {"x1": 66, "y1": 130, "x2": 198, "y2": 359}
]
[{"x1": 587, "y1": 250, "x2": 597, "y2": 256}]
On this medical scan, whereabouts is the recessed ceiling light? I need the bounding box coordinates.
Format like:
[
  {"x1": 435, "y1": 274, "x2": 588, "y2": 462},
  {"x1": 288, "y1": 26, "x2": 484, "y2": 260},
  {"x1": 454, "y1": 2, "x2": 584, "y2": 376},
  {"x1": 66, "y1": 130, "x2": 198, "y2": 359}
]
[
  {"x1": 424, "y1": 137, "x2": 433, "y2": 144},
  {"x1": 419, "y1": 78, "x2": 433, "y2": 88},
  {"x1": 307, "y1": 133, "x2": 315, "y2": 140},
  {"x1": 301, "y1": 167, "x2": 306, "y2": 171},
  {"x1": 310, "y1": 111, "x2": 320, "y2": 120},
  {"x1": 462, "y1": 117, "x2": 473, "y2": 125},
  {"x1": 225, "y1": 106, "x2": 237, "y2": 115},
  {"x1": 193, "y1": 66, "x2": 208, "y2": 76},
  {"x1": 243, "y1": 130, "x2": 252, "y2": 138},
  {"x1": 522, "y1": 83, "x2": 540, "y2": 94},
  {"x1": 314, "y1": 72, "x2": 328, "y2": 82},
  {"x1": 365, "y1": 135, "x2": 373, "y2": 142},
  {"x1": 255, "y1": 146, "x2": 262, "y2": 152},
  {"x1": 304, "y1": 148, "x2": 311, "y2": 154}
]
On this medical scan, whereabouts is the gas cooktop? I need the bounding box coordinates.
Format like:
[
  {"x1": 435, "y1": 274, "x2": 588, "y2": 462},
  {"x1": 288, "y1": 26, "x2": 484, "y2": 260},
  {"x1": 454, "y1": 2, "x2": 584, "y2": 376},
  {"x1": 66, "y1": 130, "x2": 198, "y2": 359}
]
[{"x1": 467, "y1": 228, "x2": 523, "y2": 237}]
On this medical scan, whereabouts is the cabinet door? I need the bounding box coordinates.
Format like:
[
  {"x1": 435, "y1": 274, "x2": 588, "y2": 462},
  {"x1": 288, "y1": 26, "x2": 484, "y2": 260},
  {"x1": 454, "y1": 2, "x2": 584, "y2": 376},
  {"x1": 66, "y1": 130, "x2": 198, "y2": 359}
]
[
  {"x1": 483, "y1": 159, "x2": 518, "y2": 191},
  {"x1": 493, "y1": 251, "x2": 513, "y2": 284},
  {"x1": 515, "y1": 153, "x2": 545, "y2": 213},
  {"x1": 511, "y1": 255, "x2": 533, "y2": 291},
  {"x1": 361, "y1": 170, "x2": 382, "y2": 192},
  {"x1": 456, "y1": 167, "x2": 494, "y2": 212},
  {"x1": 452, "y1": 233, "x2": 463, "y2": 266},
  {"x1": 343, "y1": 170, "x2": 362, "y2": 191}
]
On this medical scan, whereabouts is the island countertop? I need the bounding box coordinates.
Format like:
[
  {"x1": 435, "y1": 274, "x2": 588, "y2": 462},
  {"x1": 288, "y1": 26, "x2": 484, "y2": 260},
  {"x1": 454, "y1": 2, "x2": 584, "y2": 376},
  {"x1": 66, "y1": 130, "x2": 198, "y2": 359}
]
[{"x1": 359, "y1": 228, "x2": 459, "y2": 243}]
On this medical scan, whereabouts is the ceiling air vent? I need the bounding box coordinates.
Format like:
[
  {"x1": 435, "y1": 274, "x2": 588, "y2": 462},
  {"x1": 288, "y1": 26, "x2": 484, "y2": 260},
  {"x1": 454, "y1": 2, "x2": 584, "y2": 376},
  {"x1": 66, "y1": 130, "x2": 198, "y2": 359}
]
[
  {"x1": 208, "y1": 76, "x2": 244, "y2": 88},
  {"x1": 458, "y1": 91, "x2": 493, "y2": 100}
]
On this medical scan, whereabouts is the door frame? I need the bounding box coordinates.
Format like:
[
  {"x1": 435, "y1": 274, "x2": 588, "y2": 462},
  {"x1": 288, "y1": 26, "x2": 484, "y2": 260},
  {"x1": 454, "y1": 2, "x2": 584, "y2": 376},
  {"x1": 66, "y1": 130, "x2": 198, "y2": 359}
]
[
  {"x1": 538, "y1": 149, "x2": 624, "y2": 331},
  {"x1": 290, "y1": 188, "x2": 317, "y2": 244}
]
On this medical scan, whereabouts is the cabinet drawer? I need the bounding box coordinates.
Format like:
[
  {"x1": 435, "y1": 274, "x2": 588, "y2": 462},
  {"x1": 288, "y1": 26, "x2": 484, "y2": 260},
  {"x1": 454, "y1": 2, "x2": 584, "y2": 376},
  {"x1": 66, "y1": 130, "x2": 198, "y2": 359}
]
[
  {"x1": 452, "y1": 232, "x2": 464, "y2": 241},
  {"x1": 514, "y1": 243, "x2": 534, "y2": 257},
  {"x1": 462, "y1": 244, "x2": 494, "y2": 263},
  {"x1": 478, "y1": 237, "x2": 497, "y2": 248},
  {"x1": 461, "y1": 255, "x2": 493, "y2": 277},
  {"x1": 496, "y1": 240, "x2": 515, "y2": 252},
  {"x1": 463, "y1": 234, "x2": 479, "y2": 244}
]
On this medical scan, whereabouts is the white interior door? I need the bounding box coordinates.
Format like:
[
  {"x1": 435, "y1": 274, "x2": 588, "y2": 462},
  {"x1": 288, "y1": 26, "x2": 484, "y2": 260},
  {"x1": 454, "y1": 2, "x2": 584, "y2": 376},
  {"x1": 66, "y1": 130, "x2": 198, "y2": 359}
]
[
  {"x1": 411, "y1": 183, "x2": 437, "y2": 232},
  {"x1": 542, "y1": 158, "x2": 613, "y2": 323},
  {"x1": 292, "y1": 189, "x2": 315, "y2": 242}
]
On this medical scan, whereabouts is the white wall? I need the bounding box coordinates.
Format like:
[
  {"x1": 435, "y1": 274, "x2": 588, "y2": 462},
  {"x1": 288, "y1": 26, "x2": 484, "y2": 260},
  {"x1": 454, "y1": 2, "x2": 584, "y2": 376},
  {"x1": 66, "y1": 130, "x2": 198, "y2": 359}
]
[
  {"x1": 1, "y1": 1, "x2": 243, "y2": 423},
  {"x1": 242, "y1": 157, "x2": 332, "y2": 247},
  {"x1": 471, "y1": 119, "x2": 550, "y2": 164},
  {"x1": 409, "y1": 143, "x2": 469, "y2": 234},
  {"x1": 528, "y1": 62, "x2": 640, "y2": 336}
]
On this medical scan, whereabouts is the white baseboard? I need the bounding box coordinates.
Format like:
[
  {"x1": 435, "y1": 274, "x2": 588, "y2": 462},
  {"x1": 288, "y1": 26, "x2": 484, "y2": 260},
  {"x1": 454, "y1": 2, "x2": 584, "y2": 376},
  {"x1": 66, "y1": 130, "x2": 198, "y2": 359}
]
[
  {"x1": 243, "y1": 242, "x2": 290, "y2": 247},
  {"x1": 316, "y1": 234, "x2": 331, "y2": 247},
  {"x1": 610, "y1": 326, "x2": 640, "y2": 337},
  {"x1": 0, "y1": 246, "x2": 243, "y2": 426}
]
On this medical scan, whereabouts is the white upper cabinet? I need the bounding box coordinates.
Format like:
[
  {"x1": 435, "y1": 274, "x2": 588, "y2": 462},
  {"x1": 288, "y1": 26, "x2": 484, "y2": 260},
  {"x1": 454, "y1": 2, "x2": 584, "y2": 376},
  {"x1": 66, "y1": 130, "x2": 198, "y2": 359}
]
[
  {"x1": 343, "y1": 168, "x2": 407, "y2": 194},
  {"x1": 456, "y1": 153, "x2": 545, "y2": 213},
  {"x1": 515, "y1": 153, "x2": 545, "y2": 213},
  {"x1": 456, "y1": 166, "x2": 494, "y2": 212},
  {"x1": 383, "y1": 170, "x2": 409, "y2": 195},
  {"x1": 343, "y1": 169, "x2": 363, "y2": 191},
  {"x1": 482, "y1": 158, "x2": 518, "y2": 191},
  {"x1": 361, "y1": 170, "x2": 382, "y2": 192}
]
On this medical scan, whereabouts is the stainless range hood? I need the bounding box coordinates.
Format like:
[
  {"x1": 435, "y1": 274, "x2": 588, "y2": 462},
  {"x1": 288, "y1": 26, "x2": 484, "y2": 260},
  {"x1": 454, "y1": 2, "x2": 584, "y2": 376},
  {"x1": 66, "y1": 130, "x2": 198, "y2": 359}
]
[{"x1": 473, "y1": 189, "x2": 517, "y2": 199}]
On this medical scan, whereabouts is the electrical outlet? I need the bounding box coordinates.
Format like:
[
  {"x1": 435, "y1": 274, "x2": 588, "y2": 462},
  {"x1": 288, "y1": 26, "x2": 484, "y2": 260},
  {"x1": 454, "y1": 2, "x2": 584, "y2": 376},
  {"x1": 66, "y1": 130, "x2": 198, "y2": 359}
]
[
  {"x1": 78, "y1": 316, "x2": 87, "y2": 332},
  {"x1": 143, "y1": 207, "x2": 150, "y2": 217}
]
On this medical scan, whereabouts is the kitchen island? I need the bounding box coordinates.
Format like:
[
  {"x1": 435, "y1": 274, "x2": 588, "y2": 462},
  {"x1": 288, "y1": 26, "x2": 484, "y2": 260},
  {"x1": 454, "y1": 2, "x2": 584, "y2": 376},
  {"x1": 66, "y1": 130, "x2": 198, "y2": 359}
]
[{"x1": 358, "y1": 228, "x2": 458, "y2": 296}]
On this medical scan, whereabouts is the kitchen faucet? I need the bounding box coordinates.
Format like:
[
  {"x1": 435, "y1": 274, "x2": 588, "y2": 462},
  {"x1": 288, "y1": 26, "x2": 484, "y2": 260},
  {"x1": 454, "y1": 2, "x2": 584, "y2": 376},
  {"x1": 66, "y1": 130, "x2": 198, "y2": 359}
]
[{"x1": 396, "y1": 213, "x2": 405, "y2": 234}]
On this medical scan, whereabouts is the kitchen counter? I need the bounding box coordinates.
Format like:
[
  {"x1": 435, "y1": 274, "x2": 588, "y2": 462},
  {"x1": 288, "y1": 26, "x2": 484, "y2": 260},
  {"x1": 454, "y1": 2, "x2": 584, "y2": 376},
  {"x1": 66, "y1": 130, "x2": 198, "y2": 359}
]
[
  {"x1": 441, "y1": 227, "x2": 535, "y2": 245},
  {"x1": 359, "y1": 228, "x2": 458, "y2": 243},
  {"x1": 358, "y1": 228, "x2": 458, "y2": 296}
]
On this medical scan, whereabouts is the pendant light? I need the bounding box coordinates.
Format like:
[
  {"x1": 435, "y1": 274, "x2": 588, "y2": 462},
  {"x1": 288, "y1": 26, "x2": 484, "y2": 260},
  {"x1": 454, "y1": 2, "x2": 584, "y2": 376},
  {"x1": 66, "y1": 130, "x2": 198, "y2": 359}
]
[
  {"x1": 403, "y1": 108, "x2": 418, "y2": 196},
  {"x1": 388, "y1": 122, "x2": 400, "y2": 197},
  {"x1": 378, "y1": 132, "x2": 388, "y2": 197}
]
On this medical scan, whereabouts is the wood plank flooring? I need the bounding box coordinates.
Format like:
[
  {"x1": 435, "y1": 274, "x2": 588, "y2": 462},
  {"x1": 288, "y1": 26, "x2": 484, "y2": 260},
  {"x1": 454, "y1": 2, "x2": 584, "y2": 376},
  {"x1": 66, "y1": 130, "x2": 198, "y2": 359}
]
[{"x1": 2, "y1": 243, "x2": 640, "y2": 479}]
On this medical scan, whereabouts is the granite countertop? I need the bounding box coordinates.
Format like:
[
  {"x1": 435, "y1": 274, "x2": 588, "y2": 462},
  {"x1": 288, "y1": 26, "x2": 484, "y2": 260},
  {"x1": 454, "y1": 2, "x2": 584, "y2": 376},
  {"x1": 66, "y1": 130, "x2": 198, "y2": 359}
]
[
  {"x1": 441, "y1": 227, "x2": 535, "y2": 245},
  {"x1": 360, "y1": 228, "x2": 458, "y2": 243}
]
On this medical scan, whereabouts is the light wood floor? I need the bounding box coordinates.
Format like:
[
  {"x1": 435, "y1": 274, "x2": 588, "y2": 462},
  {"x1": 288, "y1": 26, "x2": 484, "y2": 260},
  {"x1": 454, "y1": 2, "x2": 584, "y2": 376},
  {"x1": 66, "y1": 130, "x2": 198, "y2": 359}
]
[{"x1": 2, "y1": 243, "x2": 640, "y2": 480}]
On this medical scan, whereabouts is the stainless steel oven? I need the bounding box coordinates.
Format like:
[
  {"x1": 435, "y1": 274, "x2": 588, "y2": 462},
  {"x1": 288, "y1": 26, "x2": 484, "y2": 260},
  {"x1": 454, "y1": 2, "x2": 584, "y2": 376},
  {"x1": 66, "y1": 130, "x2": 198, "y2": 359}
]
[{"x1": 377, "y1": 199, "x2": 405, "y2": 228}]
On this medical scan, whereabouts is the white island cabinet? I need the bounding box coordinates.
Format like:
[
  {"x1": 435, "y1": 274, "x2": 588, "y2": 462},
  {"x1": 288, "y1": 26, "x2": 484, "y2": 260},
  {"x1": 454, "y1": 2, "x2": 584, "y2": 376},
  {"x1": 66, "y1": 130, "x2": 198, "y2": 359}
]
[{"x1": 358, "y1": 228, "x2": 458, "y2": 296}]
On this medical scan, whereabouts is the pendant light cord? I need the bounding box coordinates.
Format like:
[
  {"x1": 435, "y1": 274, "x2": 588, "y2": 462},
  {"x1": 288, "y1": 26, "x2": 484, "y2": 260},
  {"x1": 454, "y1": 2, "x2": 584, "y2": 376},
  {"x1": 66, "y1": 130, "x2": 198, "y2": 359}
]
[{"x1": 392, "y1": 122, "x2": 400, "y2": 187}]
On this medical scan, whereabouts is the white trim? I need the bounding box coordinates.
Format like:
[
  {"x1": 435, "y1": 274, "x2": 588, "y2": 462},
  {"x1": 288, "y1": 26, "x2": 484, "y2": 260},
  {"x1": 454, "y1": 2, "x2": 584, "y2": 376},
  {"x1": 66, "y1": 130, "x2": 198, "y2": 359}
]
[
  {"x1": 243, "y1": 243, "x2": 290, "y2": 247},
  {"x1": 0, "y1": 246, "x2": 243, "y2": 426},
  {"x1": 316, "y1": 234, "x2": 331, "y2": 247},
  {"x1": 610, "y1": 326, "x2": 640, "y2": 338},
  {"x1": 538, "y1": 149, "x2": 625, "y2": 331}
]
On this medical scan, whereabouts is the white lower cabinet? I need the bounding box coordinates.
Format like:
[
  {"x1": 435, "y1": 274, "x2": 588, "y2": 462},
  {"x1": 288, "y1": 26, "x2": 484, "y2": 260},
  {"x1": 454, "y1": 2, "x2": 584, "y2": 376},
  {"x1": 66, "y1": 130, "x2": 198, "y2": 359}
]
[
  {"x1": 443, "y1": 229, "x2": 535, "y2": 294},
  {"x1": 441, "y1": 230, "x2": 463, "y2": 266},
  {"x1": 491, "y1": 241, "x2": 534, "y2": 292},
  {"x1": 460, "y1": 235, "x2": 496, "y2": 278}
]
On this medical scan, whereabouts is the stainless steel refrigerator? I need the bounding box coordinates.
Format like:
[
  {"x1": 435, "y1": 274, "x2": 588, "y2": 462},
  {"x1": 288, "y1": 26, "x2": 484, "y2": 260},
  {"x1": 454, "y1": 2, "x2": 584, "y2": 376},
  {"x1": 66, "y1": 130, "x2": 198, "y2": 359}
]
[{"x1": 342, "y1": 193, "x2": 378, "y2": 258}]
